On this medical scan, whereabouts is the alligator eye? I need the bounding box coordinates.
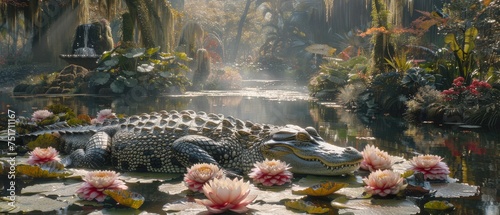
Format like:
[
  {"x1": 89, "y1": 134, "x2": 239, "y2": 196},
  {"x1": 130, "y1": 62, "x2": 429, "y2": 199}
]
[
  {"x1": 305, "y1": 126, "x2": 324, "y2": 141},
  {"x1": 296, "y1": 132, "x2": 311, "y2": 142}
]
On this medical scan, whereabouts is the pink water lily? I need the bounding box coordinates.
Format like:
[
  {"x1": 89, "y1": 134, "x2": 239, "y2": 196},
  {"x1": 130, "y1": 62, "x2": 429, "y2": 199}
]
[
  {"x1": 409, "y1": 154, "x2": 450, "y2": 180},
  {"x1": 360, "y1": 145, "x2": 394, "y2": 172},
  {"x1": 27, "y1": 147, "x2": 61, "y2": 165},
  {"x1": 195, "y1": 177, "x2": 257, "y2": 214},
  {"x1": 183, "y1": 163, "x2": 224, "y2": 192},
  {"x1": 248, "y1": 159, "x2": 293, "y2": 186},
  {"x1": 31, "y1": 110, "x2": 53, "y2": 122},
  {"x1": 363, "y1": 169, "x2": 407, "y2": 197},
  {"x1": 92, "y1": 109, "x2": 116, "y2": 124},
  {"x1": 76, "y1": 170, "x2": 128, "y2": 202}
]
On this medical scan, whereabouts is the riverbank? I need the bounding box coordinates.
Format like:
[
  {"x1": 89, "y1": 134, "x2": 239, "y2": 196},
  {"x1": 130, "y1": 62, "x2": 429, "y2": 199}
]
[{"x1": 0, "y1": 63, "x2": 62, "y2": 91}]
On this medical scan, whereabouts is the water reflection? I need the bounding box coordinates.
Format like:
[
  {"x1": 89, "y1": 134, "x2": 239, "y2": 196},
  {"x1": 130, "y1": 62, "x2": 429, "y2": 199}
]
[{"x1": 0, "y1": 92, "x2": 498, "y2": 214}]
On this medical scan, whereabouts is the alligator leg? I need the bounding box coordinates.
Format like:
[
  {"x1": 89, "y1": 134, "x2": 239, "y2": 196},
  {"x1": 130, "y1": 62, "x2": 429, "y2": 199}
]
[
  {"x1": 61, "y1": 131, "x2": 111, "y2": 168},
  {"x1": 172, "y1": 135, "x2": 234, "y2": 169}
]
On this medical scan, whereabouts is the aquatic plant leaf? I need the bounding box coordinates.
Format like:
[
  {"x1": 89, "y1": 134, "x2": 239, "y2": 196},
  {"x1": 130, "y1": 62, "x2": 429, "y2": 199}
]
[
  {"x1": 292, "y1": 181, "x2": 348, "y2": 196},
  {"x1": 424, "y1": 200, "x2": 454, "y2": 210},
  {"x1": 284, "y1": 199, "x2": 330, "y2": 214},
  {"x1": 122, "y1": 70, "x2": 137, "y2": 76},
  {"x1": 175, "y1": 52, "x2": 189, "y2": 61},
  {"x1": 401, "y1": 170, "x2": 414, "y2": 178},
  {"x1": 103, "y1": 56, "x2": 119, "y2": 67},
  {"x1": 123, "y1": 48, "x2": 145, "y2": 58},
  {"x1": 430, "y1": 180, "x2": 479, "y2": 198},
  {"x1": 110, "y1": 78, "x2": 125, "y2": 93},
  {"x1": 103, "y1": 189, "x2": 144, "y2": 209},
  {"x1": 124, "y1": 78, "x2": 138, "y2": 88},
  {"x1": 90, "y1": 72, "x2": 110, "y2": 85},
  {"x1": 339, "y1": 199, "x2": 420, "y2": 215},
  {"x1": 145, "y1": 46, "x2": 160, "y2": 56},
  {"x1": 163, "y1": 201, "x2": 206, "y2": 213},
  {"x1": 16, "y1": 164, "x2": 70, "y2": 178},
  {"x1": 331, "y1": 196, "x2": 355, "y2": 209},
  {"x1": 0, "y1": 195, "x2": 69, "y2": 213}
]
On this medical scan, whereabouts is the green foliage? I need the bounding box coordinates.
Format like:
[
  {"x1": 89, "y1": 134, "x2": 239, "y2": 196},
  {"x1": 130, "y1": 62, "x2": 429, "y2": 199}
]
[
  {"x1": 370, "y1": 71, "x2": 405, "y2": 113},
  {"x1": 401, "y1": 68, "x2": 436, "y2": 95},
  {"x1": 309, "y1": 57, "x2": 369, "y2": 98},
  {"x1": 404, "y1": 86, "x2": 445, "y2": 123},
  {"x1": 93, "y1": 45, "x2": 191, "y2": 94},
  {"x1": 27, "y1": 134, "x2": 61, "y2": 150},
  {"x1": 444, "y1": 27, "x2": 478, "y2": 84},
  {"x1": 385, "y1": 52, "x2": 412, "y2": 73}
]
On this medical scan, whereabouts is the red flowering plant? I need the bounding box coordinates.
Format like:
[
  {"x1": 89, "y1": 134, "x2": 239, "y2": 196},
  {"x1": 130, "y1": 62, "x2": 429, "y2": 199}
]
[{"x1": 441, "y1": 77, "x2": 492, "y2": 105}]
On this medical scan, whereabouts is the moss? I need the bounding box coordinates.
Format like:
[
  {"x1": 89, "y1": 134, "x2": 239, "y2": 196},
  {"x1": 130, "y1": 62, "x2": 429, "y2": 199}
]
[
  {"x1": 67, "y1": 115, "x2": 91, "y2": 126},
  {"x1": 37, "y1": 115, "x2": 60, "y2": 126},
  {"x1": 27, "y1": 134, "x2": 61, "y2": 150},
  {"x1": 46, "y1": 104, "x2": 76, "y2": 120}
]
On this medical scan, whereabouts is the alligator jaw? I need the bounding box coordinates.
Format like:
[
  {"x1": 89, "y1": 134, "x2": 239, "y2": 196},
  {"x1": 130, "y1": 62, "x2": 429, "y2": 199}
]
[{"x1": 263, "y1": 142, "x2": 363, "y2": 176}]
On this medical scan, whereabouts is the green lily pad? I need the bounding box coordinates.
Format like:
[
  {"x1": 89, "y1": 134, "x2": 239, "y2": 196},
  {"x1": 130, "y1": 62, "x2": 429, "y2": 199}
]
[
  {"x1": 0, "y1": 195, "x2": 69, "y2": 213},
  {"x1": 339, "y1": 199, "x2": 420, "y2": 215},
  {"x1": 424, "y1": 200, "x2": 454, "y2": 210}
]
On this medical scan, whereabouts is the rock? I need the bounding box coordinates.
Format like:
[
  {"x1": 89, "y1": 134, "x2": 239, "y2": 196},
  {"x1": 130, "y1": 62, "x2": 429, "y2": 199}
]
[
  {"x1": 72, "y1": 19, "x2": 113, "y2": 55},
  {"x1": 45, "y1": 65, "x2": 90, "y2": 94},
  {"x1": 13, "y1": 83, "x2": 30, "y2": 94}
]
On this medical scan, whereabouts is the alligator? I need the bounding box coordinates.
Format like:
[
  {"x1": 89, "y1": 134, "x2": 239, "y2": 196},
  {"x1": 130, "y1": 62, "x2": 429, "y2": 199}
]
[{"x1": 24, "y1": 110, "x2": 363, "y2": 176}]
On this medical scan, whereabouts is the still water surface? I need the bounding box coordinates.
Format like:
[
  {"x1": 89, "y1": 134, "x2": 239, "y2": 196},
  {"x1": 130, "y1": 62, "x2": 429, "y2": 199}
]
[{"x1": 0, "y1": 84, "x2": 498, "y2": 214}]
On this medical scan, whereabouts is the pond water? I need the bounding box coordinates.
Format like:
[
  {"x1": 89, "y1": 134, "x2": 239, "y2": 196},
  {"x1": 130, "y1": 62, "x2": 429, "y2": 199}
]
[{"x1": 0, "y1": 81, "x2": 498, "y2": 214}]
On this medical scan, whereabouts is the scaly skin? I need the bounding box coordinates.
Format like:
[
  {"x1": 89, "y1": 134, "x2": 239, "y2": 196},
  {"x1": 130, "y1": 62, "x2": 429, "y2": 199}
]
[{"x1": 27, "y1": 110, "x2": 363, "y2": 176}]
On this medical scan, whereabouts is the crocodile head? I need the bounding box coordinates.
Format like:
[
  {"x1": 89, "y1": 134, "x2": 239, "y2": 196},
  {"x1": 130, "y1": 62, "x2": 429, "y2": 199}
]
[{"x1": 261, "y1": 125, "x2": 362, "y2": 176}]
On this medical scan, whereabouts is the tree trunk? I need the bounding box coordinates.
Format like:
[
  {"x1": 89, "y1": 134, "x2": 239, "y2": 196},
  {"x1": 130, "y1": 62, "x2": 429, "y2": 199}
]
[
  {"x1": 124, "y1": 0, "x2": 156, "y2": 48},
  {"x1": 230, "y1": 0, "x2": 252, "y2": 62}
]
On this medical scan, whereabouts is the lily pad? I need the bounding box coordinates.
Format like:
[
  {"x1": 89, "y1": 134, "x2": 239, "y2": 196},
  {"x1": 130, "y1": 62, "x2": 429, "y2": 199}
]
[
  {"x1": 338, "y1": 199, "x2": 420, "y2": 215},
  {"x1": 158, "y1": 181, "x2": 189, "y2": 195},
  {"x1": 284, "y1": 199, "x2": 330, "y2": 214},
  {"x1": 103, "y1": 189, "x2": 145, "y2": 209},
  {"x1": 424, "y1": 200, "x2": 454, "y2": 210},
  {"x1": 163, "y1": 201, "x2": 206, "y2": 214},
  {"x1": 16, "y1": 164, "x2": 71, "y2": 178},
  {"x1": 22, "y1": 182, "x2": 67, "y2": 195},
  {"x1": 430, "y1": 181, "x2": 479, "y2": 198},
  {"x1": 292, "y1": 181, "x2": 348, "y2": 196},
  {"x1": 0, "y1": 195, "x2": 69, "y2": 213}
]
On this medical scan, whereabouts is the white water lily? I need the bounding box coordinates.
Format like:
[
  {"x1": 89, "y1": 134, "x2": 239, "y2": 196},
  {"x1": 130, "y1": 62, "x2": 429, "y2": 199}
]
[
  {"x1": 409, "y1": 154, "x2": 450, "y2": 180},
  {"x1": 183, "y1": 163, "x2": 224, "y2": 192},
  {"x1": 360, "y1": 145, "x2": 394, "y2": 172},
  {"x1": 363, "y1": 169, "x2": 406, "y2": 197},
  {"x1": 195, "y1": 177, "x2": 257, "y2": 214},
  {"x1": 76, "y1": 170, "x2": 128, "y2": 202},
  {"x1": 248, "y1": 159, "x2": 293, "y2": 186}
]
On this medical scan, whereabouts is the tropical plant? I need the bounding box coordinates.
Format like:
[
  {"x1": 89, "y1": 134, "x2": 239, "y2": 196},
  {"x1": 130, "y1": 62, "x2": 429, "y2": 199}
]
[
  {"x1": 404, "y1": 85, "x2": 445, "y2": 123},
  {"x1": 385, "y1": 52, "x2": 412, "y2": 73},
  {"x1": 91, "y1": 44, "x2": 191, "y2": 95},
  {"x1": 444, "y1": 27, "x2": 478, "y2": 85},
  {"x1": 309, "y1": 56, "x2": 369, "y2": 99},
  {"x1": 401, "y1": 67, "x2": 436, "y2": 96}
]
